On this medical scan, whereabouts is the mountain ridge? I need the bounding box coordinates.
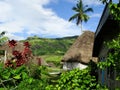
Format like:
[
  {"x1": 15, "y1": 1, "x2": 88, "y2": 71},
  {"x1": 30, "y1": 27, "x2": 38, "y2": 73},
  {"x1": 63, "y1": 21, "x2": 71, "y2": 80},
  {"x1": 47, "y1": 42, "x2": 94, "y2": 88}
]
[{"x1": 21, "y1": 35, "x2": 78, "y2": 56}]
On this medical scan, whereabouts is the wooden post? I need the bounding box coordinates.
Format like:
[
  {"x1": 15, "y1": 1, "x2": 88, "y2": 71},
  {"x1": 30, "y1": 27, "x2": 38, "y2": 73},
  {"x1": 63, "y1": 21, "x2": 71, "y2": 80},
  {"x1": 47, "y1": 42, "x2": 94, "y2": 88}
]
[{"x1": 4, "y1": 50, "x2": 7, "y2": 64}]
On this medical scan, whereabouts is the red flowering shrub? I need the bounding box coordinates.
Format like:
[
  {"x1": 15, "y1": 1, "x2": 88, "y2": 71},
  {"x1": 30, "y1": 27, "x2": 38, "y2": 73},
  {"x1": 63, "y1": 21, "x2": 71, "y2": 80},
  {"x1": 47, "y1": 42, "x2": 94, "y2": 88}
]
[
  {"x1": 23, "y1": 41, "x2": 30, "y2": 47},
  {"x1": 8, "y1": 40, "x2": 17, "y2": 48},
  {"x1": 5, "y1": 40, "x2": 32, "y2": 68}
]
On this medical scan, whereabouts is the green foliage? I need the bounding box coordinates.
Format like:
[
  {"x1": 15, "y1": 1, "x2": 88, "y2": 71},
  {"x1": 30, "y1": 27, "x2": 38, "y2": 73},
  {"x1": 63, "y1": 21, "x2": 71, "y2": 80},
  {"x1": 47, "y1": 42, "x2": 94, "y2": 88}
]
[
  {"x1": 99, "y1": 0, "x2": 120, "y2": 20},
  {"x1": 0, "y1": 64, "x2": 50, "y2": 90},
  {"x1": 41, "y1": 55, "x2": 62, "y2": 67},
  {"x1": 16, "y1": 66, "x2": 50, "y2": 90},
  {"x1": 109, "y1": 3, "x2": 120, "y2": 20},
  {"x1": 21, "y1": 36, "x2": 77, "y2": 56},
  {"x1": 98, "y1": 35, "x2": 120, "y2": 69},
  {"x1": 46, "y1": 68, "x2": 100, "y2": 90},
  {"x1": 41, "y1": 55, "x2": 63, "y2": 62},
  {"x1": 0, "y1": 31, "x2": 8, "y2": 45},
  {"x1": 0, "y1": 65, "x2": 28, "y2": 89},
  {"x1": 69, "y1": 0, "x2": 93, "y2": 25},
  {"x1": 97, "y1": 35, "x2": 120, "y2": 85},
  {"x1": 0, "y1": 62, "x2": 108, "y2": 90}
]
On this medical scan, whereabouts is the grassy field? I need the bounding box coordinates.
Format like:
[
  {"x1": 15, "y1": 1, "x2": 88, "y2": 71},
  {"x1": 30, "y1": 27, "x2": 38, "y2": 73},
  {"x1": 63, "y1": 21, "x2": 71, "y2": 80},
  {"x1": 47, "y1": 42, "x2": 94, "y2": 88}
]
[
  {"x1": 41, "y1": 55, "x2": 63, "y2": 68},
  {"x1": 41, "y1": 55, "x2": 63, "y2": 62}
]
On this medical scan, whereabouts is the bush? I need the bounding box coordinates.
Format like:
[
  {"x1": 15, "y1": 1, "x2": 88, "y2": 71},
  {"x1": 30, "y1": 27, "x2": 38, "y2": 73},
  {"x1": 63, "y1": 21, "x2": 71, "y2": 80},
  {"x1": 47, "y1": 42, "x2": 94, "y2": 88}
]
[
  {"x1": 46, "y1": 68, "x2": 100, "y2": 90},
  {"x1": 0, "y1": 65, "x2": 50, "y2": 90}
]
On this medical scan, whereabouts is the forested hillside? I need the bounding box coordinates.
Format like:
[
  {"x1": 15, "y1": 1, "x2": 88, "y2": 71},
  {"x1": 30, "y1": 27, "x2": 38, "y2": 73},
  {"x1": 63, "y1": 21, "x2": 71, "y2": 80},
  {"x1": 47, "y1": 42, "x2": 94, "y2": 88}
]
[{"x1": 21, "y1": 35, "x2": 78, "y2": 56}]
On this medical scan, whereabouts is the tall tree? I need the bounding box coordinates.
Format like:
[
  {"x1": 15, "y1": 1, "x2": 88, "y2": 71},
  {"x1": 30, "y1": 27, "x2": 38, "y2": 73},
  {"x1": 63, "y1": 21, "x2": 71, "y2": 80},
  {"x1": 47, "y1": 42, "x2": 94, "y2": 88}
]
[
  {"x1": 99, "y1": 0, "x2": 112, "y2": 4},
  {"x1": 69, "y1": 0, "x2": 93, "y2": 32}
]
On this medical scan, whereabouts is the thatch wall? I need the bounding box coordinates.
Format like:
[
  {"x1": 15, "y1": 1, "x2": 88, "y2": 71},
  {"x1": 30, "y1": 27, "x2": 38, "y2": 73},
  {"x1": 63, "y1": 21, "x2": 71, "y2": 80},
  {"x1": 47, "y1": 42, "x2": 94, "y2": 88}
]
[{"x1": 61, "y1": 31, "x2": 97, "y2": 64}]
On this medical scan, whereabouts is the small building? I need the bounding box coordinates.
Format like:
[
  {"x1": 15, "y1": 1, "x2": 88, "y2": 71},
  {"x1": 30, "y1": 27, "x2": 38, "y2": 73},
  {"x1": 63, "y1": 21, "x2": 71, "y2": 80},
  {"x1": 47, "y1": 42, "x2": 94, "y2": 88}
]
[
  {"x1": 0, "y1": 41, "x2": 48, "y2": 66},
  {"x1": 61, "y1": 31, "x2": 97, "y2": 70},
  {"x1": 0, "y1": 41, "x2": 25, "y2": 63},
  {"x1": 92, "y1": 2, "x2": 120, "y2": 89}
]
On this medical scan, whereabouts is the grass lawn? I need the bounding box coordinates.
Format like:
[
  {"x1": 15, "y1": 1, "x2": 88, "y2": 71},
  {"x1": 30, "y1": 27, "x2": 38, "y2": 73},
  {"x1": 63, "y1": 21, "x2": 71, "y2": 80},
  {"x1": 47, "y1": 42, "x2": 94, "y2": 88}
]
[
  {"x1": 41, "y1": 54, "x2": 63, "y2": 71},
  {"x1": 41, "y1": 54, "x2": 63, "y2": 62}
]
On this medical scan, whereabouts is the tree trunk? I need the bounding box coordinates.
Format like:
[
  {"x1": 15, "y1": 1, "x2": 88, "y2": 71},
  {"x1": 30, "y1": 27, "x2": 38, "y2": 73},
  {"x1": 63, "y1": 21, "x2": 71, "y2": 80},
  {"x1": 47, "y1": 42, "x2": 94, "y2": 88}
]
[{"x1": 80, "y1": 23, "x2": 83, "y2": 32}]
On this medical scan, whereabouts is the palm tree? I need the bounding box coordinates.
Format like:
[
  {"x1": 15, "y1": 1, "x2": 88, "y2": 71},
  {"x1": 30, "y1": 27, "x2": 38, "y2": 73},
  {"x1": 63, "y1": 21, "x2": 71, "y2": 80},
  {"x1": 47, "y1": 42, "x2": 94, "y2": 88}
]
[
  {"x1": 99, "y1": 0, "x2": 112, "y2": 4},
  {"x1": 0, "y1": 31, "x2": 8, "y2": 45},
  {"x1": 0, "y1": 31, "x2": 6, "y2": 37},
  {"x1": 69, "y1": 0, "x2": 93, "y2": 32}
]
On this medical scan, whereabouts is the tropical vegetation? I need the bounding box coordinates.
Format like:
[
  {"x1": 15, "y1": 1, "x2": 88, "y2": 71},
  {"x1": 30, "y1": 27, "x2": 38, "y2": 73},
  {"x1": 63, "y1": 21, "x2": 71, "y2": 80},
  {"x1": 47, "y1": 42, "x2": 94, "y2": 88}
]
[
  {"x1": 98, "y1": 34, "x2": 120, "y2": 80},
  {"x1": 0, "y1": 31, "x2": 8, "y2": 46},
  {"x1": 1, "y1": 0, "x2": 120, "y2": 89},
  {"x1": 23, "y1": 35, "x2": 78, "y2": 56},
  {"x1": 69, "y1": 0, "x2": 93, "y2": 31}
]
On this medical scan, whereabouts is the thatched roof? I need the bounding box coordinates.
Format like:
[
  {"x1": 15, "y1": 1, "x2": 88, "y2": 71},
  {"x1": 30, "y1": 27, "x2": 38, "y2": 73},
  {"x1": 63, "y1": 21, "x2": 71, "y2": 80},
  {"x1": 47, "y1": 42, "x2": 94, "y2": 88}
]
[
  {"x1": 61, "y1": 31, "x2": 97, "y2": 64},
  {"x1": 0, "y1": 41, "x2": 49, "y2": 66},
  {"x1": 0, "y1": 41, "x2": 25, "y2": 53}
]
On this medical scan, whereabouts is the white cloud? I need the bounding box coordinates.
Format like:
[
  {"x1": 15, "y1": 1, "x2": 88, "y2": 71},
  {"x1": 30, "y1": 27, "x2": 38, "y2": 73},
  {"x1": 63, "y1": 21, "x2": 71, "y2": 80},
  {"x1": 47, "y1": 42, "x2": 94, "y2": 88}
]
[
  {"x1": 82, "y1": 0, "x2": 101, "y2": 6},
  {"x1": 65, "y1": 0, "x2": 77, "y2": 3},
  {"x1": 66, "y1": 0, "x2": 101, "y2": 6},
  {"x1": 90, "y1": 13, "x2": 101, "y2": 18},
  {"x1": 0, "y1": 0, "x2": 81, "y2": 40},
  {"x1": 0, "y1": 1, "x2": 12, "y2": 22}
]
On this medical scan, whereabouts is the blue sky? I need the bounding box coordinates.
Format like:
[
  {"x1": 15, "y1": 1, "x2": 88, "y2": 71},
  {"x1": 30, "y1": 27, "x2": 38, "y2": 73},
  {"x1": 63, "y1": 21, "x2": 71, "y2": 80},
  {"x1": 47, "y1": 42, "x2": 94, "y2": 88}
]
[{"x1": 0, "y1": 0, "x2": 105, "y2": 40}]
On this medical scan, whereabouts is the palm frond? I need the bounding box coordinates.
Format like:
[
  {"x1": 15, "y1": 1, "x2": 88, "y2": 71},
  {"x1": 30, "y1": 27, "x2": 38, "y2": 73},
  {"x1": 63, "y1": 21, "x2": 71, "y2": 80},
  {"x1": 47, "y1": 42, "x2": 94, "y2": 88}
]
[
  {"x1": 83, "y1": 14, "x2": 89, "y2": 23},
  {"x1": 72, "y1": 7, "x2": 79, "y2": 12},
  {"x1": 84, "y1": 8, "x2": 93, "y2": 13},
  {"x1": 69, "y1": 14, "x2": 78, "y2": 22},
  {"x1": 99, "y1": 0, "x2": 109, "y2": 4},
  {"x1": 69, "y1": 0, "x2": 93, "y2": 26},
  {"x1": 79, "y1": 0, "x2": 83, "y2": 9},
  {"x1": 84, "y1": 5, "x2": 88, "y2": 8}
]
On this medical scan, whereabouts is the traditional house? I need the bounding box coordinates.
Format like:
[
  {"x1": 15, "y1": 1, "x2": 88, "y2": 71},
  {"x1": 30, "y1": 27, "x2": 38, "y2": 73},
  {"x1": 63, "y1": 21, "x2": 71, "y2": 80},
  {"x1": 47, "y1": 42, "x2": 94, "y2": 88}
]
[
  {"x1": 0, "y1": 41, "x2": 25, "y2": 63},
  {"x1": 0, "y1": 41, "x2": 48, "y2": 66},
  {"x1": 92, "y1": 2, "x2": 120, "y2": 89},
  {"x1": 61, "y1": 31, "x2": 97, "y2": 70}
]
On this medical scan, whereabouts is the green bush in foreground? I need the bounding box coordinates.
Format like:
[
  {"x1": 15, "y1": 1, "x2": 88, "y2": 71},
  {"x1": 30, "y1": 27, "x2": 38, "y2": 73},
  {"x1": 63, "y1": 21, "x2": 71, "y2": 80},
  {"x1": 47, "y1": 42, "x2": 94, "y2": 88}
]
[
  {"x1": 0, "y1": 65, "x2": 50, "y2": 90},
  {"x1": 0, "y1": 63, "x2": 108, "y2": 90},
  {"x1": 46, "y1": 68, "x2": 108, "y2": 90}
]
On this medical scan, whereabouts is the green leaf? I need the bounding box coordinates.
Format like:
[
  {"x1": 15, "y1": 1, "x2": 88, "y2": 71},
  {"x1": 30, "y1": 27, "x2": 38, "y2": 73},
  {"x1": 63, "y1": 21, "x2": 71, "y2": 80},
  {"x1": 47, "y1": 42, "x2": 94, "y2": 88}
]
[
  {"x1": 21, "y1": 72, "x2": 28, "y2": 79},
  {"x1": 0, "y1": 88, "x2": 5, "y2": 90},
  {"x1": 28, "y1": 78, "x2": 33, "y2": 84},
  {"x1": 2, "y1": 72, "x2": 11, "y2": 79},
  {"x1": 13, "y1": 74, "x2": 21, "y2": 79}
]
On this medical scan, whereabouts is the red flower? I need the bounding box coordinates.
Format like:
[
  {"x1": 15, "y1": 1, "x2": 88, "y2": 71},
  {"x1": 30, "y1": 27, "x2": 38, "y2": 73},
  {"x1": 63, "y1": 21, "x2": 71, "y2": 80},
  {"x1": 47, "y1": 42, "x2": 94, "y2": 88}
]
[
  {"x1": 8, "y1": 40, "x2": 17, "y2": 48},
  {"x1": 24, "y1": 42, "x2": 30, "y2": 48},
  {"x1": 5, "y1": 40, "x2": 33, "y2": 68},
  {"x1": 12, "y1": 50, "x2": 20, "y2": 56},
  {"x1": 16, "y1": 60, "x2": 25, "y2": 67},
  {"x1": 22, "y1": 47, "x2": 32, "y2": 58},
  {"x1": 12, "y1": 50, "x2": 23, "y2": 60}
]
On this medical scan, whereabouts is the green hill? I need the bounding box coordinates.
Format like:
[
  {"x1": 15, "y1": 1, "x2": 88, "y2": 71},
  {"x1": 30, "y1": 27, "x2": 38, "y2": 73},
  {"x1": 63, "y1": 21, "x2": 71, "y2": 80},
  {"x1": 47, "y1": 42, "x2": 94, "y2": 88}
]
[{"x1": 22, "y1": 35, "x2": 78, "y2": 56}]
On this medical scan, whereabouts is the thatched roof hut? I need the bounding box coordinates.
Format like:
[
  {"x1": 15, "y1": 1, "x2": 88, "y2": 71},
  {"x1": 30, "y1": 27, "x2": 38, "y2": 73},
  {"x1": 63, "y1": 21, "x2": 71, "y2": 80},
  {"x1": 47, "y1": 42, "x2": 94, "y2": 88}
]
[
  {"x1": 0, "y1": 41, "x2": 49, "y2": 66},
  {"x1": 0, "y1": 41, "x2": 25, "y2": 53},
  {"x1": 0, "y1": 41, "x2": 27, "y2": 63},
  {"x1": 61, "y1": 31, "x2": 97, "y2": 64}
]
